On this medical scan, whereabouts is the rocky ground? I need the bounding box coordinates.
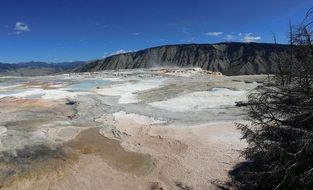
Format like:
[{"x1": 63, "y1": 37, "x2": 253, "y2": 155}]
[{"x1": 0, "y1": 68, "x2": 267, "y2": 190}]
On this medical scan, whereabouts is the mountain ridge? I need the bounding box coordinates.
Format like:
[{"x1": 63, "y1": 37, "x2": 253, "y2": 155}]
[
  {"x1": 77, "y1": 42, "x2": 290, "y2": 75},
  {"x1": 0, "y1": 61, "x2": 86, "y2": 76}
]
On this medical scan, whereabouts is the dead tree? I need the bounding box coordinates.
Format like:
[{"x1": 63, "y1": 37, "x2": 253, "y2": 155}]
[{"x1": 230, "y1": 8, "x2": 313, "y2": 190}]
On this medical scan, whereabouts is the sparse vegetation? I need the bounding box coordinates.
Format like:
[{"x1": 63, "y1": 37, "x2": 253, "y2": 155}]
[{"x1": 229, "y1": 8, "x2": 313, "y2": 190}]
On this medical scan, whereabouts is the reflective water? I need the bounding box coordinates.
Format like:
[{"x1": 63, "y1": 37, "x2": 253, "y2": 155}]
[{"x1": 66, "y1": 79, "x2": 112, "y2": 92}]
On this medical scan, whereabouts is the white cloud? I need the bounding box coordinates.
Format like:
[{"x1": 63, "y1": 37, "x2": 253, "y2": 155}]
[
  {"x1": 243, "y1": 33, "x2": 261, "y2": 42},
  {"x1": 110, "y1": 49, "x2": 128, "y2": 55},
  {"x1": 224, "y1": 33, "x2": 262, "y2": 42},
  {"x1": 204, "y1": 32, "x2": 223, "y2": 36},
  {"x1": 132, "y1": 32, "x2": 140, "y2": 36},
  {"x1": 103, "y1": 49, "x2": 133, "y2": 58},
  {"x1": 14, "y1": 22, "x2": 30, "y2": 34}
]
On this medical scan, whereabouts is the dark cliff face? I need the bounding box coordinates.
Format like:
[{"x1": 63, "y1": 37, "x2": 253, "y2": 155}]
[{"x1": 77, "y1": 42, "x2": 289, "y2": 75}]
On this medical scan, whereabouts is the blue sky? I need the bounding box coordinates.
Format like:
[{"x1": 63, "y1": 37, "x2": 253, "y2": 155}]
[{"x1": 1, "y1": 0, "x2": 313, "y2": 63}]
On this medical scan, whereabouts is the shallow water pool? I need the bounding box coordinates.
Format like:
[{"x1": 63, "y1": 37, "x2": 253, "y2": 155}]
[{"x1": 66, "y1": 79, "x2": 112, "y2": 92}]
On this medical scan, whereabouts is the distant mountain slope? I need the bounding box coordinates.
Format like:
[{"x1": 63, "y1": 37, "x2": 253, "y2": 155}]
[
  {"x1": 0, "y1": 61, "x2": 86, "y2": 76},
  {"x1": 76, "y1": 42, "x2": 289, "y2": 75}
]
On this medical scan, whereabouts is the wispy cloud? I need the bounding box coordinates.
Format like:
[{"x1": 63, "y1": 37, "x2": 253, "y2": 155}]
[
  {"x1": 204, "y1": 32, "x2": 223, "y2": 36},
  {"x1": 132, "y1": 32, "x2": 140, "y2": 36},
  {"x1": 110, "y1": 49, "x2": 128, "y2": 55},
  {"x1": 94, "y1": 22, "x2": 108, "y2": 28},
  {"x1": 224, "y1": 33, "x2": 261, "y2": 42},
  {"x1": 103, "y1": 49, "x2": 133, "y2": 58},
  {"x1": 243, "y1": 33, "x2": 261, "y2": 42},
  {"x1": 181, "y1": 27, "x2": 190, "y2": 35},
  {"x1": 14, "y1": 22, "x2": 30, "y2": 34},
  {"x1": 180, "y1": 37, "x2": 196, "y2": 43}
]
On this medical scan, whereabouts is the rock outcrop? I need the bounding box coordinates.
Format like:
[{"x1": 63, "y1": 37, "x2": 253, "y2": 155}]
[{"x1": 77, "y1": 42, "x2": 289, "y2": 75}]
